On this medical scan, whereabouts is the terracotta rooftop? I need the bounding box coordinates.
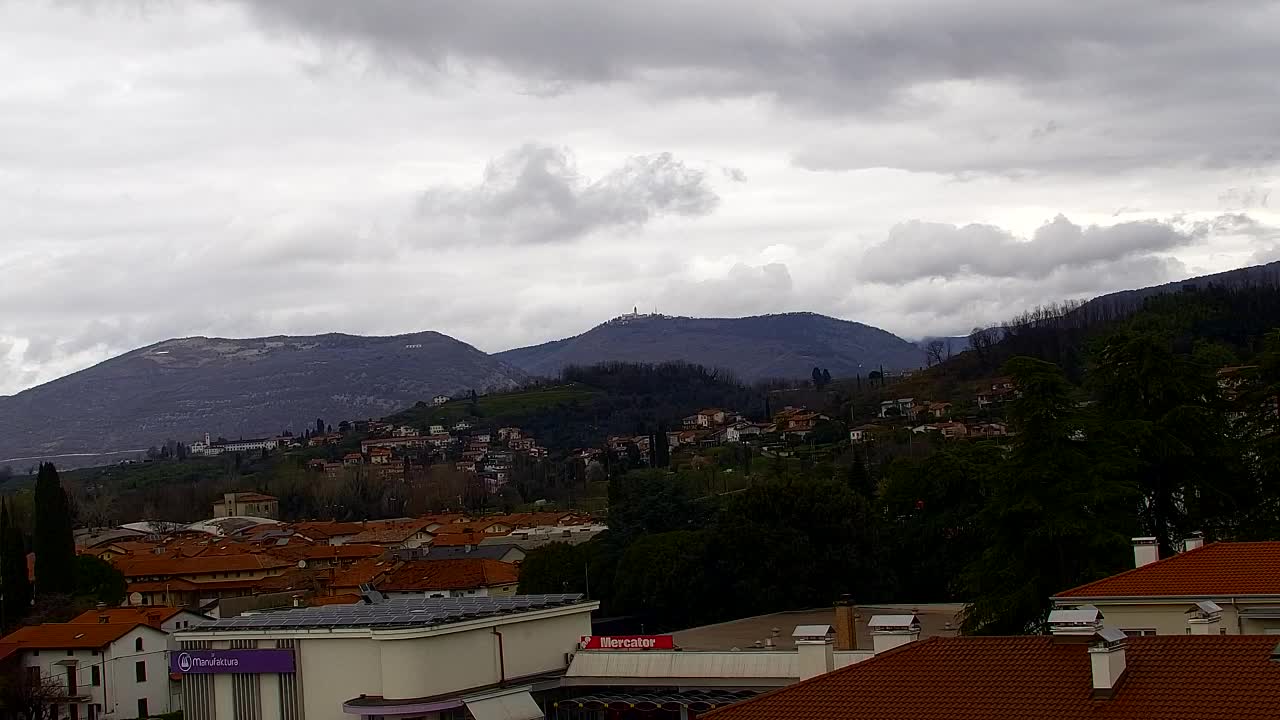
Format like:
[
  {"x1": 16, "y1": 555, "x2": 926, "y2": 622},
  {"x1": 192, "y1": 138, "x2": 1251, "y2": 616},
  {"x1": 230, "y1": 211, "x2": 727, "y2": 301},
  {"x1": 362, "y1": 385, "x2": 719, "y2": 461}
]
[
  {"x1": 222, "y1": 492, "x2": 277, "y2": 503},
  {"x1": 349, "y1": 522, "x2": 433, "y2": 544},
  {"x1": 1055, "y1": 542, "x2": 1280, "y2": 598},
  {"x1": 267, "y1": 543, "x2": 385, "y2": 562},
  {"x1": 430, "y1": 532, "x2": 492, "y2": 547},
  {"x1": 115, "y1": 553, "x2": 292, "y2": 578},
  {"x1": 70, "y1": 606, "x2": 190, "y2": 627},
  {"x1": 380, "y1": 558, "x2": 519, "y2": 592},
  {"x1": 329, "y1": 558, "x2": 399, "y2": 589},
  {"x1": 0, "y1": 622, "x2": 149, "y2": 650},
  {"x1": 705, "y1": 635, "x2": 1280, "y2": 720}
]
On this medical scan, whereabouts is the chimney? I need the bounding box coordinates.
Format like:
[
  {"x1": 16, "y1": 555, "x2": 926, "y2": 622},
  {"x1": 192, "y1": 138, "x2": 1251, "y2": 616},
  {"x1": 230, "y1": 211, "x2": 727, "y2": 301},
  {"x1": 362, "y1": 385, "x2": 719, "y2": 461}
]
[
  {"x1": 1184, "y1": 531, "x2": 1205, "y2": 552},
  {"x1": 833, "y1": 596, "x2": 857, "y2": 651},
  {"x1": 1132, "y1": 537, "x2": 1159, "y2": 567},
  {"x1": 1048, "y1": 606, "x2": 1103, "y2": 639},
  {"x1": 1187, "y1": 600, "x2": 1223, "y2": 634},
  {"x1": 95, "y1": 602, "x2": 107, "y2": 610},
  {"x1": 792, "y1": 625, "x2": 835, "y2": 680},
  {"x1": 868, "y1": 614, "x2": 921, "y2": 654},
  {"x1": 1088, "y1": 628, "x2": 1128, "y2": 698}
]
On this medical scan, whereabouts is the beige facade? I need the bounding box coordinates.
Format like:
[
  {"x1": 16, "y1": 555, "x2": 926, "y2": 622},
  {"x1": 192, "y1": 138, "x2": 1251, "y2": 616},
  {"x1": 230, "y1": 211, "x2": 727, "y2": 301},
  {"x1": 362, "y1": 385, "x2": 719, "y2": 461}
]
[
  {"x1": 1052, "y1": 598, "x2": 1280, "y2": 636},
  {"x1": 212, "y1": 492, "x2": 279, "y2": 519}
]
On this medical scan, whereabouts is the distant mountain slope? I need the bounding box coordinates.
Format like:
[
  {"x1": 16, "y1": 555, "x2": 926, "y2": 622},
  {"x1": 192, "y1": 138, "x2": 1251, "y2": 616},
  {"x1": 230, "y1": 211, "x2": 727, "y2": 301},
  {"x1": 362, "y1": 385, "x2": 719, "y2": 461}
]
[
  {"x1": 0, "y1": 331, "x2": 526, "y2": 461},
  {"x1": 496, "y1": 312, "x2": 923, "y2": 381},
  {"x1": 1081, "y1": 260, "x2": 1280, "y2": 317}
]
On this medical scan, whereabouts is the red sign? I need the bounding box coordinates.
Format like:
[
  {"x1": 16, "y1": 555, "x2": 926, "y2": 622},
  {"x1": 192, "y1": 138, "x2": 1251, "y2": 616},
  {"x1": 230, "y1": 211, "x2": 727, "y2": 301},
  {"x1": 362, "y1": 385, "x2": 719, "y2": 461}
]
[{"x1": 580, "y1": 635, "x2": 675, "y2": 650}]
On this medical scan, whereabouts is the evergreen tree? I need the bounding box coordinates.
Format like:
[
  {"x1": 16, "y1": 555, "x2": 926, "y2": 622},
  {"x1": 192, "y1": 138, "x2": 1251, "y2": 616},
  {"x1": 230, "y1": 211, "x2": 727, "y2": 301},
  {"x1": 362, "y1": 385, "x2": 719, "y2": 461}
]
[
  {"x1": 1092, "y1": 330, "x2": 1245, "y2": 554},
  {"x1": 33, "y1": 463, "x2": 76, "y2": 596},
  {"x1": 961, "y1": 357, "x2": 1136, "y2": 634},
  {"x1": 821, "y1": 368, "x2": 833, "y2": 387},
  {"x1": 763, "y1": 396, "x2": 772, "y2": 421},
  {"x1": 812, "y1": 367, "x2": 823, "y2": 388},
  {"x1": 0, "y1": 500, "x2": 32, "y2": 631},
  {"x1": 653, "y1": 423, "x2": 671, "y2": 468}
]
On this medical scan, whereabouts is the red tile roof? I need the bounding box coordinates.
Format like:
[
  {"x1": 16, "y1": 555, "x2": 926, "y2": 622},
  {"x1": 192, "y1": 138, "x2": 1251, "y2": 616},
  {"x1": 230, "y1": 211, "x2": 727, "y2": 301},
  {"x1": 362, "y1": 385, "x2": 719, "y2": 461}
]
[
  {"x1": 380, "y1": 558, "x2": 518, "y2": 592},
  {"x1": 430, "y1": 532, "x2": 491, "y2": 547},
  {"x1": 705, "y1": 636, "x2": 1280, "y2": 720},
  {"x1": 69, "y1": 607, "x2": 188, "y2": 628},
  {"x1": 0, "y1": 622, "x2": 149, "y2": 650},
  {"x1": 266, "y1": 543, "x2": 385, "y2": 563},
  {"x1": 115, "y1": 553, "x2": 292, "y2": 578},
  {"x1": 329, "y1": 558, "x2": 399, "y2": 590},
  {"x1": 1055, "y1": 542, "x2": 1280, "y2": 598}
]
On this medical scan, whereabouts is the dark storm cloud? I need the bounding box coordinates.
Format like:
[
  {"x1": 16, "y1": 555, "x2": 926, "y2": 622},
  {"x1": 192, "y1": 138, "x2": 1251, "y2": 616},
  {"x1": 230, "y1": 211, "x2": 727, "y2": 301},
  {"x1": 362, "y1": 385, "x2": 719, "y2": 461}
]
[
  {"x1": 414, "y1": 144, "x2": 719, "y2": 244},
  {"x1": 234, "y1": 1, "x2": 1280, "y2": 175},
  {"x1": 856, "y1": 215, "x2": 1198, "y2": 284}
]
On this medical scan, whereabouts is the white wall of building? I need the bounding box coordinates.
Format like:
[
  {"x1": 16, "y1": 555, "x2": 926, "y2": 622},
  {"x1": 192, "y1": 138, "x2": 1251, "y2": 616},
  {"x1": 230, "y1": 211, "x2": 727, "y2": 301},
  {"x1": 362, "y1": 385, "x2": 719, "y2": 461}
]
[
  {"x1": 182, "y1": 606, "x2": 594, "y2": 720},
  {"x1": 21, "y1": 626, "x2": 171, "y2": 720}
]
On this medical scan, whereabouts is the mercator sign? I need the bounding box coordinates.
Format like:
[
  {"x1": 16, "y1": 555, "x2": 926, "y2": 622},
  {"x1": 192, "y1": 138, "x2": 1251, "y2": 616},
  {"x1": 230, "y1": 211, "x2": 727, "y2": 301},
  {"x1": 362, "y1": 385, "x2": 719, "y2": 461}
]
[{"x1": 579, "y1": 635, "x2": 675, "y2": 650}]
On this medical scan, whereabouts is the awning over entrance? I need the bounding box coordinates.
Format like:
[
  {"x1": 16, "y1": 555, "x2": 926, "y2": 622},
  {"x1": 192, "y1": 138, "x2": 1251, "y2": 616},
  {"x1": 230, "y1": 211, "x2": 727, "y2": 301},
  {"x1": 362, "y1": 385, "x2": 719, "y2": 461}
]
[
  {"x1": 463, "y1": 690, "x2": 544, "y2": 720},
  {"x1": 554, "y1": 689, "x2": 757, "y2": 713}
]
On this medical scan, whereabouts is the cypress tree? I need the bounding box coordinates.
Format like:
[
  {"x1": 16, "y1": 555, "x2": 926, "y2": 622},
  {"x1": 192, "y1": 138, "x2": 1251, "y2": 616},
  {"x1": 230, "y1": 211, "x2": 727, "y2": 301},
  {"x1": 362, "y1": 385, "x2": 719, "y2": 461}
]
[
  {"x1": 33, "y1": 462, "x2": 76, "y2": 595},
  {"x1": 653, "y1": 423, "x2": 670, "y2": 468},
  {"x1": 0, "y1": 500, "x2": 32, "y2": 630}
]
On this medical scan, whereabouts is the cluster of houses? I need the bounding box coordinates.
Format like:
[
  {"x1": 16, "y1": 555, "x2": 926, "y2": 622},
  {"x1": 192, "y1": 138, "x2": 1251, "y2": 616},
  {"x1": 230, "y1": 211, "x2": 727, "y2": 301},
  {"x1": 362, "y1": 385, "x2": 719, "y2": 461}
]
[
  {"x1": 577, "y1": 406, "x2": 835, "y2": 467},
  {"x1": 76, "y1": 507, "x2": 604, "y2": 613},
  {"x1": 856, "y1": 378, "x2": 1021, "y2": 445},
  {"x1": 296, "y1": 421, "x2": 549, "y2": 490}
]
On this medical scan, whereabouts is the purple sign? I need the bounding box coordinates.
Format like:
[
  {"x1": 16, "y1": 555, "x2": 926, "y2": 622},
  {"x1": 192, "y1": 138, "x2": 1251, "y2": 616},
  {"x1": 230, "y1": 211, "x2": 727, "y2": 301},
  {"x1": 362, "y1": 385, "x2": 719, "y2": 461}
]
[{"x1": 171, "y1": 649, "x2": 295, "y2": 674}]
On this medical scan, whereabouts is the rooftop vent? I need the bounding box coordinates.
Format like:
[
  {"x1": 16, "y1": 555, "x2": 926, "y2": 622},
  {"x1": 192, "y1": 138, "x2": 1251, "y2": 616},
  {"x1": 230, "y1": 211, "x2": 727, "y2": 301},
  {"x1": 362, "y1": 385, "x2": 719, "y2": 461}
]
[
  {"x1": 868, "y1": 614, "x2": 921, "y2": 654},
  {"x1": 1132, "y1": 537, "x2": 1159, "y2": 567},
  {"x1": 1187, "y1": 600, "x2": 1223, "y2": 634},
  {"x1": 1184, "y1": 531, "x2": 1205, "y2": 552},
  {"x1": 1048, "y1": 607, "x2": 1103, "y2": 637},
  {"x1": 1089, "y1": 627, "x2": 1128, "y2": 698}
]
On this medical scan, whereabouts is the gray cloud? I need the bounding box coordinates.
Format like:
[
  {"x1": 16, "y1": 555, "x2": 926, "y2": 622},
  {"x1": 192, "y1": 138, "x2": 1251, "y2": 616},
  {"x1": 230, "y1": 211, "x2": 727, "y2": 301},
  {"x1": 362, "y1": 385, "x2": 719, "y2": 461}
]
[
  {"x1": 232, "y1": 1, "x2": 1280, "y2": 175},
  {"x1": 413, "y1": 144, "x2": 719, "y2": 244},
  {"x1": 857, "y1": 215, "x2": 1198, "y2": 284}
]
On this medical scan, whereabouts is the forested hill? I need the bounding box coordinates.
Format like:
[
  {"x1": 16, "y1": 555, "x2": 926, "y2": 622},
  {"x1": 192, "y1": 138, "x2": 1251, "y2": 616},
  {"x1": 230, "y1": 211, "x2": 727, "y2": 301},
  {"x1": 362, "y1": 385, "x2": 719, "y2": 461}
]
[
  {"x1": 1080, "y1": 259, "x2": 1280, "y2": 318},
  {"x1": 496, "y1": 312, "x2": 924, "y2": 381},
  {"x1": 938, "y1": 281, "x2": 1280, "y2": 386}
]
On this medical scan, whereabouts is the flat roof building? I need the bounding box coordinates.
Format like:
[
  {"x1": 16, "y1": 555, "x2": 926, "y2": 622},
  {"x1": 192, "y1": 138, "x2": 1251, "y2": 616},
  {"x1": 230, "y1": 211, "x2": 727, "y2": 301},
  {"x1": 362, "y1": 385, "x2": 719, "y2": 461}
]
[{"x1": 174, "y1": 594, "x2": 595, "y2": 720}]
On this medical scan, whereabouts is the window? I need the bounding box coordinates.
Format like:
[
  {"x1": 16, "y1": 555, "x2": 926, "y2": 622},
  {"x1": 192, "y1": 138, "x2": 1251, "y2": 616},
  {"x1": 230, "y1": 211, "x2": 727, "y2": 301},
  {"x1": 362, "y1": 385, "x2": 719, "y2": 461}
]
[
  {"x1": 135, "y1": 638, "x2": 144, "y2": 652},
  {"x1": 1122, "y1": 629, "x2": 1156, "y2": 637},
  {"x1": 137, "y1": 698, "x2": 149, "y2": 719},
  {"x1": 91, "y1": 650, "x2": 98, "y2": 656},
  {"x1": 68, "y1": 649, "x2": 75, "y2": 656},
  {"x1": 89, "y1": 705, "x2": 100, "y2": 720},
  {"x1": 91, "y1": 666, "x2": 101, "y2": 686},
  {"x1": 26, "y1": 667, "x2": 40, "y2": 684},
  {"x1": 135, "y1": 660, "x2": 147, "y2": 682},
  {"x1": 70, "y1": 703, "x2": 79, "y2": 720}
]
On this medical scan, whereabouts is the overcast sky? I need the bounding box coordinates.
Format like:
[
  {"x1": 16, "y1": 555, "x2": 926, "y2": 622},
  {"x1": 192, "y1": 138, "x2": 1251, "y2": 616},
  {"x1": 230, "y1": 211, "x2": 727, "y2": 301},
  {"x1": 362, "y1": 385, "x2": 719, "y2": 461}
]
[{"x1": 3, "y1": 1, "x2": 1279, "y2": 394}]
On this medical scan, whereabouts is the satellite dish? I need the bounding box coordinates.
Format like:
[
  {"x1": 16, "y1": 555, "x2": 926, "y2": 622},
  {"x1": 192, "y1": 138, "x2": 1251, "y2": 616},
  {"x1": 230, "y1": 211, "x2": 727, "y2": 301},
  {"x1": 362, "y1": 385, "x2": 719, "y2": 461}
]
[
  {"x1": 296, "y1": 560, "x2": 307, "y2": 569},
  {"x1": 129, "y1": 592, "x2": 144, "y2": 606}
]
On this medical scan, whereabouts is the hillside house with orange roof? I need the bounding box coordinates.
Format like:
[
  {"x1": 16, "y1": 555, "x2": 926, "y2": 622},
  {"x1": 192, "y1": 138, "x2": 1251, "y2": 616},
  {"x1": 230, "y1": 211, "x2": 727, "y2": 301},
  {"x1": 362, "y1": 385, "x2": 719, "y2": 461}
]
[{"x1": 1052, "y1": 538, "x2": 1280, "y2": 635}]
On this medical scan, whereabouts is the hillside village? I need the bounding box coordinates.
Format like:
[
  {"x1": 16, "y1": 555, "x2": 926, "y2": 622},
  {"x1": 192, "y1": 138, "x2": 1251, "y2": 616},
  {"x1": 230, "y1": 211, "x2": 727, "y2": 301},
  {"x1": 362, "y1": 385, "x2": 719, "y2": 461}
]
[{"x1": 3, "y1": 285, "x2": 1280, "y2": 720}]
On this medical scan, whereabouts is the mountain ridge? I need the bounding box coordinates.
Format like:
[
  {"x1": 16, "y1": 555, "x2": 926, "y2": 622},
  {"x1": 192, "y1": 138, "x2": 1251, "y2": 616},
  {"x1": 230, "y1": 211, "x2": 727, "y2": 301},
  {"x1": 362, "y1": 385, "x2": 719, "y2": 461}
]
[
  {"x1": 0, "y1": 329, "x2": 527, "y2": 462},
  {"x1": 496, "y1": 311, "x2": 924, "y2": 380}
]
